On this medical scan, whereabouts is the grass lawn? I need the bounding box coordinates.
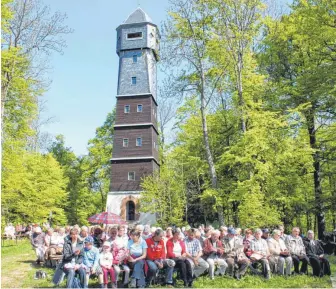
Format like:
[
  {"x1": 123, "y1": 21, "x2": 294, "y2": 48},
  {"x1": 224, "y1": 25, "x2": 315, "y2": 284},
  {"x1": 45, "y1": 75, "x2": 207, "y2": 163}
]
[{"x1": 1, "y1": 239, "x2": 335, "y2": 288}]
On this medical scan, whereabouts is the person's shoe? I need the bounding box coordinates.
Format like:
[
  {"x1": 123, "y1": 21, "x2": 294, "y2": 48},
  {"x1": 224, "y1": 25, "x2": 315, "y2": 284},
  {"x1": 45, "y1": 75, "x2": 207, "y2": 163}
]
[
  {"x1": 101, "y1": 284, "x2": 105, "y2": 288},
  {"x1": 112, "y1": 283, "x2": 117, "y2": 289},
  {"x1": 130, "y1": 278, "x2": 137, "y2": 288}
]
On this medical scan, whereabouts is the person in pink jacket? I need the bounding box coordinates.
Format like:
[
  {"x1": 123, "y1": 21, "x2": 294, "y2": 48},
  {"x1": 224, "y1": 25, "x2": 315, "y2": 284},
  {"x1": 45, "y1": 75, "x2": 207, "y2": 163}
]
[{"x1": 112, "y1": 237, "x2": 130, "y2": 287}]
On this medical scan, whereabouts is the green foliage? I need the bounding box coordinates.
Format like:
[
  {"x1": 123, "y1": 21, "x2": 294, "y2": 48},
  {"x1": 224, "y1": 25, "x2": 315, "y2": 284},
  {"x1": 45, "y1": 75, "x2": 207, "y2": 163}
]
[
  {"x1": 140, "y1": 158, "x2": 187, "y2": 227},
  {"x1": 2, "y1": 151, "x2": 67, "y2": 225}
]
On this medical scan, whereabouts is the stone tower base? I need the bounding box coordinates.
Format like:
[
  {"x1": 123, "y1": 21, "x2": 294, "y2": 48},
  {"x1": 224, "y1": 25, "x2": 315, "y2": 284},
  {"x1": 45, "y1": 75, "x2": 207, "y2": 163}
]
[{"x1": 106, "y1": 191, "x2": 156, "y2": 225}]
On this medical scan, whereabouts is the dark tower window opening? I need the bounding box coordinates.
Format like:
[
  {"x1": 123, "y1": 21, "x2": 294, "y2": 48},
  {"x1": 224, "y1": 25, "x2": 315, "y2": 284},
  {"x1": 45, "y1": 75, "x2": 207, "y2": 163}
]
[
  {"x1": 137, "y1": 104, "x2": 143, "y2": 112},
  {"x1": 132, "y1": 77, "x2": 137, "y2": 85},
  {"x1": 126, "y1": 201, "x2": 135, "y2": 221},
  {"x1": 127, "y1": 32, "x2": 143, "y2": 39},
  {"x1": 133, "y1": 55, "x2": 137, "y2": 63}
]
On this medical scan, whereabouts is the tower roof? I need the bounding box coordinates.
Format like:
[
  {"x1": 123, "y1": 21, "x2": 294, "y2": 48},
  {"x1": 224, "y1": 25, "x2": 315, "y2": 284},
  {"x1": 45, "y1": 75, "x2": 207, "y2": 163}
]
[{"x1": 123, "y1": 8, "x2": 153, "y2": 25}]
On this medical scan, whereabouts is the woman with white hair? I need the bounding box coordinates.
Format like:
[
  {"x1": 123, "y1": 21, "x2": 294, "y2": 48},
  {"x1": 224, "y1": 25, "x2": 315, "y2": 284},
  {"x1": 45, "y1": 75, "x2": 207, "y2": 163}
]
[
  {"x1": 203, "y1": 230, "x2": 227, "y2": 279},
  {"x1": 268, "y1": 229, "x2": 292, "y2": 276}
]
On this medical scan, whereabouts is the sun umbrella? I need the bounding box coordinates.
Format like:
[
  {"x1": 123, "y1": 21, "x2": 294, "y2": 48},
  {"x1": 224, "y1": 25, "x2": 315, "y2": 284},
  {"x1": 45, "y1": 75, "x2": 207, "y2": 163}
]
[{"x1": 88, "y1": 212, "x2": 127, "y2": 225}]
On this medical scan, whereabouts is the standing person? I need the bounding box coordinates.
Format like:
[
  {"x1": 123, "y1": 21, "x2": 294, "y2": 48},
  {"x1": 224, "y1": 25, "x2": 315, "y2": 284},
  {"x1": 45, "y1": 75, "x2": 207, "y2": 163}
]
[
  {"x1": 61, "y1": 228, "x2": 86, "y2": 288},
  {"x1": 278, "y1": 225, "x2": 288, "y2": 241},
  {"x1": 83, "y1": 236, "x2": 104, "y2": 288},
  {"x1": 250, "y1": 229, "x2": 271, "y2": 279},
  {"x1": 31, "y1": 227, "x2": 46, "y2": 264},
  {"x1": 127, "y1": 229, "x2": 147, "y2": 288},
  {"x1": 219, "y1": 227, "x2": 228, "y2": 242},
  {"x1": 268, "y1": 229, "x2": 292, "y2": 276},
  {"x1": 107, "y1": 227, "x2": 118, "y2": 243},
  {"x1": 117, "y1": 225, "x2": 129, "y2": 247},
  {"x1": 203, "y1": 230, "x2": 227, "y2": 280},
  {"x1": 285, "y1": 227, "x2": 309, "y2": 275},
  {"x1": 166, "y1": 228, "x2": 192, "y2": 287},
  {"x1": 100, "y1": 242, "x2": 116, "y2": 288},
  {"x1": 303, "y1": 230, "x2": 331, "y2": 277},
  {"x1": 142, "y1": 225, "x2": 151, "y2": 240},
  {"x1": 184, "y1": 228, "x2": 209, "y2": 286},
  {"x1": 145, "y1": 229, "x2": 175, "y2": 287}
]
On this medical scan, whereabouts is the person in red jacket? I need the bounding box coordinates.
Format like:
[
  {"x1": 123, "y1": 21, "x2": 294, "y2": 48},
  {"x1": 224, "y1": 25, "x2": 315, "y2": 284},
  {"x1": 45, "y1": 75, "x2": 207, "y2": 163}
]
[
  {"x1": 166, "y1": 228, "x2": 193, "y2": 287},
  {"x1": 145, "y1": 229, "x2": 175, "y2": 287},
  {"x1": 203, "y1": 230, "x2": 228, "y2": 279}
]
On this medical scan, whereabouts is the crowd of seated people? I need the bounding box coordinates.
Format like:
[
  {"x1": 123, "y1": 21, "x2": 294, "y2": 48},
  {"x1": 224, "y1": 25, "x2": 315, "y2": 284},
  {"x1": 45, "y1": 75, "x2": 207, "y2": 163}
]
[{"x1": 24, "y1": 223, "x2": 334, "y2": 288}]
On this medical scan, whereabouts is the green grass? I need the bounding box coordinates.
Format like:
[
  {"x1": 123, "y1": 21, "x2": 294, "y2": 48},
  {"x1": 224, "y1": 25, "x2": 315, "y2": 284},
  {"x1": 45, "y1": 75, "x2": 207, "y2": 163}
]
[
  {"x1": 194, "y1": 256, "x2": 336, "y2": 288},
  {"x1": 1, "y1": 239, "x2": 335, "y2": 288}
]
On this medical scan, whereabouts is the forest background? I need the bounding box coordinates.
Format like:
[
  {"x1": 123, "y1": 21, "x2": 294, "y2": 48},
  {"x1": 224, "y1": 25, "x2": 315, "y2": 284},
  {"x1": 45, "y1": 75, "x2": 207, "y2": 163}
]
[{"x1": 1, "y1": 0, "x2": 336, "y2": 239}]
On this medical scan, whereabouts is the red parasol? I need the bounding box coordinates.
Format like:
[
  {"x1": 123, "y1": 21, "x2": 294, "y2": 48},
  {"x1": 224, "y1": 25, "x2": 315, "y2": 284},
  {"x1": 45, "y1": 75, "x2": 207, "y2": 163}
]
[{"x1": 88, "y1": 212, "x2": 127, "y2": 225}]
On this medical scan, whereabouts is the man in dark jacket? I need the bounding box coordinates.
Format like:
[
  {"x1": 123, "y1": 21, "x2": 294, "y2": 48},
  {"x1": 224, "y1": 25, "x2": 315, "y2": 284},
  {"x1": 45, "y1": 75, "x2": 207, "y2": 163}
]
[
  {"x1": 303, "y1": 230, "x2": 331, "y2": 277},
  {"x1": 62, "y1": 228, "x2": 86, "y2": 288}
]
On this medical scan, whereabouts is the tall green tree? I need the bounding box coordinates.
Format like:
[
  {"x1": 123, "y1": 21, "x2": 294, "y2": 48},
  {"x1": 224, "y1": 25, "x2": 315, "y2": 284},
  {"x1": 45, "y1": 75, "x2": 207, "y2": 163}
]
[
  {"x1": 259, "y1": 0, "x2": 336, "y2": 237},
  {"x1": 83, "y1": 110, "x2": 115, "y2": 212}
]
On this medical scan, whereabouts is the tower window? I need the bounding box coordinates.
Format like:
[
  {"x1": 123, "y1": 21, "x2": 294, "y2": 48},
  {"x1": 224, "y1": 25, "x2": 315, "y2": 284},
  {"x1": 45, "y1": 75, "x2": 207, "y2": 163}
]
[
  {"x1": 128, "y1": 172, "x2": 135, "y2": 181},
  {"x1": 124, "y1": 105, "x2": 130, "y2": 113},
  {"x1": 132, "y1": 77, "x2": 137, "y2": 85},
  {"x1": 127, "y1": 32, "x2": 143, "y2": 39},
  {"x1": 153, "y1": 141, "x2": 156, "y2": 149},
  {"x1": 136, "y1": 137, "x2": 142, "y2": 147},
  {"x1": 123, "y1": 138, "x2": 129, "y2": 147},
  {"x1": 133, "y1": 55, "x2": 137, "y2": 63},
  {"x1": 137, "y1": 104, "x2": 143, "y2": 112}
]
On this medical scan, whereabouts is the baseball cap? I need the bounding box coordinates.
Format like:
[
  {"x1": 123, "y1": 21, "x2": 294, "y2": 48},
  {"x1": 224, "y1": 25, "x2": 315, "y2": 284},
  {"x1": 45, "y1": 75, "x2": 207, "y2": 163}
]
[
  {"x1": 228, "y1": 228, "x2": 236, "y2": 235},
  {"x1": 84, "y1": 236, "x2": 94, "y2": 244}
]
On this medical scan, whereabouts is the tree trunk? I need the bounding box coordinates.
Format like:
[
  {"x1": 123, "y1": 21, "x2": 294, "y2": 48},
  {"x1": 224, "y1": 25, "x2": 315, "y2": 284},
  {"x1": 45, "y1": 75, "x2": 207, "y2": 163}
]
[
  {"x1": 306, "y1": 110, "x2": 325, "y2": 239},
  {"x1": 237, "y1": 52, "x2": 246, "y2": 133},
  {"x1": 199, "y1": 74, "x2": 224, "y2": 225}
]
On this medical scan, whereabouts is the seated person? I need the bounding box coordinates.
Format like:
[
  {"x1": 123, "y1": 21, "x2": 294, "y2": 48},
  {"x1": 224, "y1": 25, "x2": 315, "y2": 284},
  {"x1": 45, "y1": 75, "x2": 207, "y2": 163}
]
[
  {"x1": 83, "y1": 236, "x2": 104, "y2": 288},
  {"x1": 222, "y1": 228, "x2": 250, "y2": 280},
  {"x1": 184, "y1": 228, "x2": 209, "y2": 286},
  {"x1": 112, "y1": 236, "x2": 130, "y2": 287},
  {"x1": 79, "y1": 226, "x2": 89, "y2": 242},
  {"x1": 61, "y1": 228, "x2": 86, "y2": 288},
  {"x1": 31, "y1": 227, "x2": 46, "y2": 264},
  {"x1": 100, "y1": 242, "x2": 116, "y2": 288},
  {"x1": 303, "y1": 230, "x2": 331, "y2": 277},
  {"x1": 107, "y1": 227, "x2": 118, "y2": 243},
  {"x1": 243, "y1": 228, "x2": 254, "y2": 258},
  {"x1": 127, "y1": 229, "x2": 147, "y2": 288},
  {"x1": 250, "y1": 229, "x2": 271, "y2": 279},
  {"x1": 45, "y1": 228, "x2": 63, "y2": 262},
  {"x1": 166, "y1": 228, "x2": 192, "y2": 287},
  {"x1": 93, "y1": 227, "x2": 104, "y2": 248},
  {"x1": 4, "y1": 223, "x2": 16, "y2": 240},
  {"x1": 203, "y1": 230, "x2": 227, "y2": 279},
  {"x1": 285, "y1": 227, "x2": 309, "y2": 275},
  {"x1": 145, "y1": 228, "x2": 176, "y2": 287},
  {"x1": 268, "y1": 229, "x2": 292, "y2": 276}
]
